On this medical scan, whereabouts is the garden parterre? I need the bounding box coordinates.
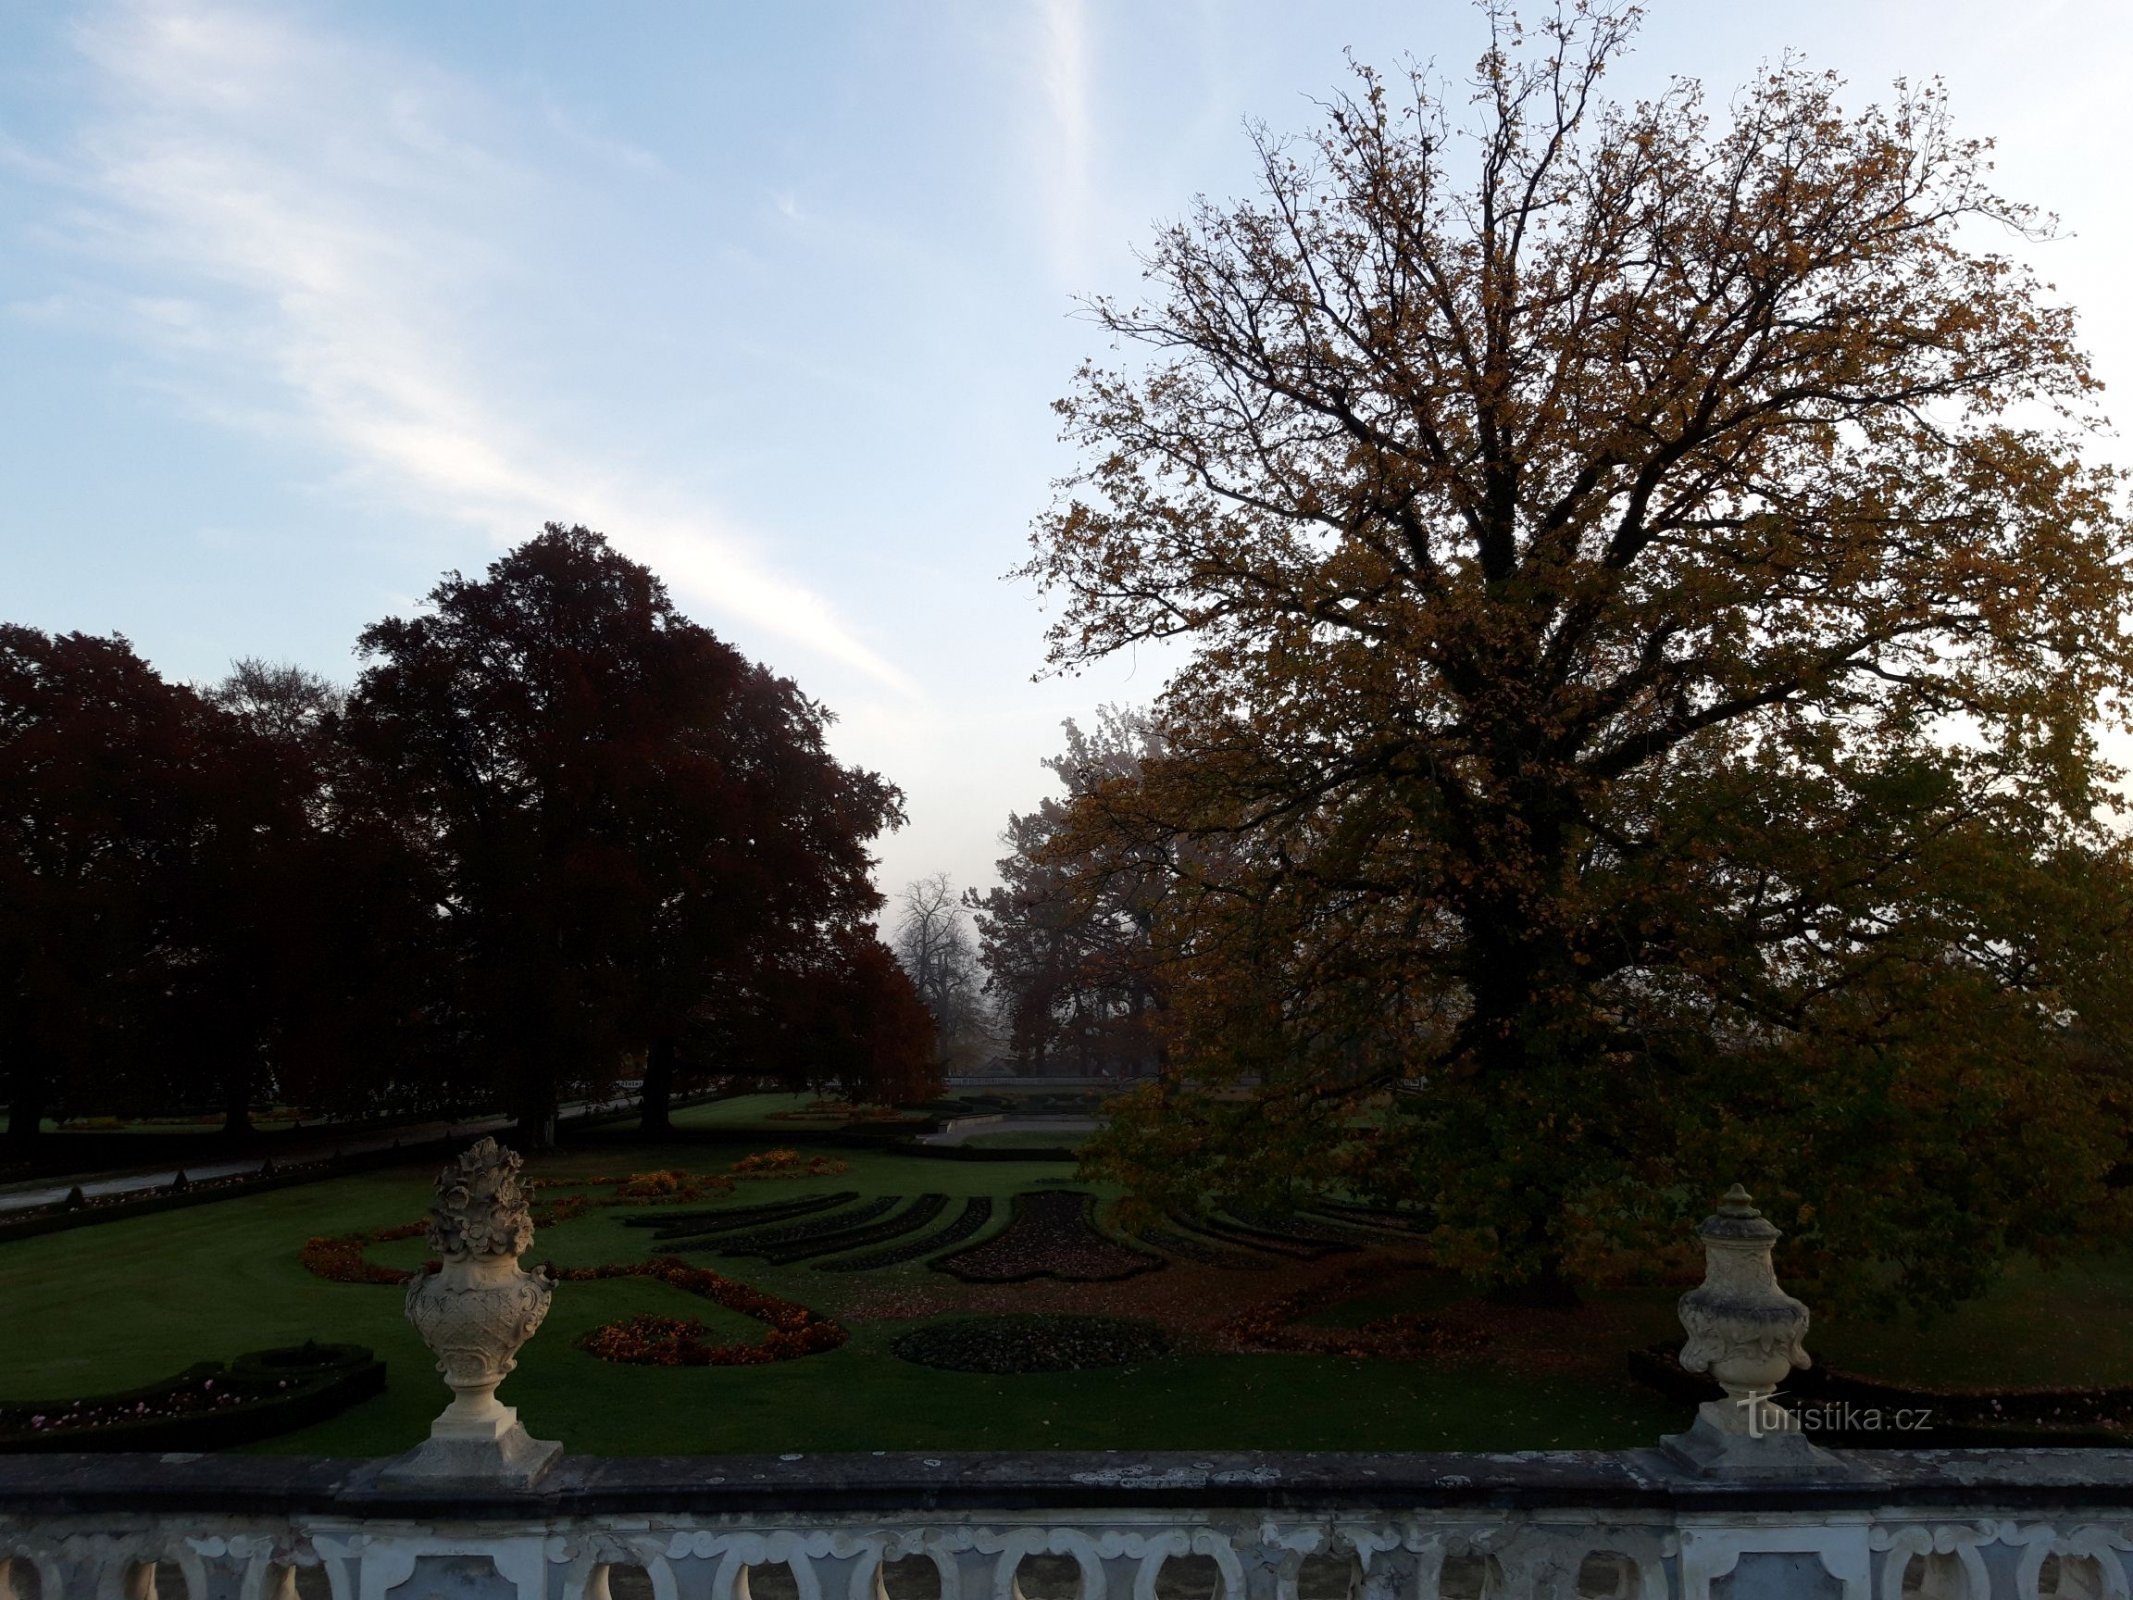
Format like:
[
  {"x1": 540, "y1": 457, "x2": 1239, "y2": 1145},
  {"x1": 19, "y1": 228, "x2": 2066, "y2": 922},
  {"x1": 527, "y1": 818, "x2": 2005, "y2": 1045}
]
[{"x1": 12, "y1": 1105, "x2": 2127, "y2": 1455}]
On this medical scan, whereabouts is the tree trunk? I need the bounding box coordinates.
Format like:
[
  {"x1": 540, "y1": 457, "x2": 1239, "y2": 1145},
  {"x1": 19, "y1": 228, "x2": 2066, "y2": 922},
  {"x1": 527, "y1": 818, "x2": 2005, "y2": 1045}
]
[
  {"x1": 515, "y1": 1104, "x2": 558, "y2": 1152},
  {"x1": 221, "y1": 1056, "x2": 257, "y2": 1137},
  {"x1": 513, "y1": 1057, "x2": 560, "y2": 1152},
  {"x1": 640, "y1": 1035, "x2": 676, "y2": 1134},
  {"x1": 6, "y1": 1064, "x2": 44, "y2": 1146}
]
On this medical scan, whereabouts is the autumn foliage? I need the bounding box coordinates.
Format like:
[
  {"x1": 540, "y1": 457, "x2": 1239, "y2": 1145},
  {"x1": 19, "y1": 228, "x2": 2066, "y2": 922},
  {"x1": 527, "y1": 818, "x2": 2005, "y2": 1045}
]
[
  {"x1": 1, "y1": 527, "x2": 932, "y2": 1145},
  {"x1": 1037, "y1": 8, "x2": 2133, "y2": 1312}
]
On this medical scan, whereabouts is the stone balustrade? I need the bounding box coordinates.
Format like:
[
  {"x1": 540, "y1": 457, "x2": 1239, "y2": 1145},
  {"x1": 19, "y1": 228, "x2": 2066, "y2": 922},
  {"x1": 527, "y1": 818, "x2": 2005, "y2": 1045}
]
[{"x1": 7, "y1": 1447, "x2": 2133, "y2": 1600}]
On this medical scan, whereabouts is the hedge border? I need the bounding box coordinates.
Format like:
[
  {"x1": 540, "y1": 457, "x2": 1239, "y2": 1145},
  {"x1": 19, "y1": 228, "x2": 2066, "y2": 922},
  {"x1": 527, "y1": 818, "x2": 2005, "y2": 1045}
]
[
  {"x1": 755, "y1": 1194, "x2": 951, "y2": 1266},
  {"x1": 637, "y1": 1191, "x2": 860, "y2": 1241},
  {"x1": 0, "y1": 1092, "x2": 735, "y2": 1247},
  {"x1": 815, "y1": 1195, "x2": 997, "y2": 1272},
  {"x1": 698, "y1": 1195, "x2": 902, "y2": 1258},
  {"x1": 0, "y1": 1343, "x2": 384, "y2": 1454}
]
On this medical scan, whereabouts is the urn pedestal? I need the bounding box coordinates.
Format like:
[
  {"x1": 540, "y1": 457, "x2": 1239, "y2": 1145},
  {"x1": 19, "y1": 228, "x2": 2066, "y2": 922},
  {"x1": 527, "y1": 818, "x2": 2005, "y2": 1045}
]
[
  {"x1": 378, "y1": 1138, "x2": 561, "y2": 1489},
  {"x1": 1660, "y1": 1184, "x2": 1850, "y2": 1479}
]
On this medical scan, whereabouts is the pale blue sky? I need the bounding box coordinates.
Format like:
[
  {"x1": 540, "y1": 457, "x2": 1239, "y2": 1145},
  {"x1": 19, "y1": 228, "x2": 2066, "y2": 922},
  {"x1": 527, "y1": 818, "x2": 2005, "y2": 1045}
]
[{"x1": 3, "y1": 0, "x2": 2128, "y2": 907}]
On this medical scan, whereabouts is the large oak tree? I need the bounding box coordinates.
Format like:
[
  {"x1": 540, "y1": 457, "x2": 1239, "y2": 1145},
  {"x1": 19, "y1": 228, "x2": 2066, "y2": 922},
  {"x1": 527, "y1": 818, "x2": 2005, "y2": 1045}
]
[{"x1": 1032, "y1": 9, "x2": 2133, "y2": 1310}]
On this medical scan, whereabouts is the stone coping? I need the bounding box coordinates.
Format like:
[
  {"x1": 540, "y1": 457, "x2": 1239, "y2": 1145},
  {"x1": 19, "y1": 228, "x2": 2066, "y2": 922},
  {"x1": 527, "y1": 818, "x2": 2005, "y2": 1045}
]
[{"x1": 9, "y1": 1449, "x2": 2133, "y2": 1519}]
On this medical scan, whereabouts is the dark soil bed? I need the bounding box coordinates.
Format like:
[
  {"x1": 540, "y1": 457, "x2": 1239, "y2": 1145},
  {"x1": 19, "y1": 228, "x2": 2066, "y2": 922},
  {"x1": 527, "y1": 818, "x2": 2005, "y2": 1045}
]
[
  {"x1": 934, "y1": 1191, "x2": 1162, "y2": 1283},
  {"x1": 891, "y1": 1313, "x2": 1172, "y2": 1373}
]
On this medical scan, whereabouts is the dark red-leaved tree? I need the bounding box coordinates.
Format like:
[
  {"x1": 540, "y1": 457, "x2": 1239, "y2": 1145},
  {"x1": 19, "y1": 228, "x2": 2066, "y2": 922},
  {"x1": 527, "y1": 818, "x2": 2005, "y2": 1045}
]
[
  {"x1": 0, "y1": 628, "x2": 208, "y2": 1143},
  {"x1": 344, "y1": 525, "x2": 913, "y2": 1145}
]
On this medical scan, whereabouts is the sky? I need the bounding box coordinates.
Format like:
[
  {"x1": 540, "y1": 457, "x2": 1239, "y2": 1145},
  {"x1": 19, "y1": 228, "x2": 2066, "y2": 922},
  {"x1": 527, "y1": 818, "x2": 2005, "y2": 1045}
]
[{"x1": 2, "y1": 0, "x2": 2130, "y2": 915}]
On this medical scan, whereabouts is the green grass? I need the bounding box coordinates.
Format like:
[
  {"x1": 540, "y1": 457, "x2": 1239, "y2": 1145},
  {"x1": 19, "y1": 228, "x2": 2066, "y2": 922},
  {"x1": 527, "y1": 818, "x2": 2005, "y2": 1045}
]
[
  {"x1": 959, "y1": 1132, "x2": 1090, "y2": 1151},
  {"x1": 5, "y1": 1135, "x2": 2131, "y2": 1457}
]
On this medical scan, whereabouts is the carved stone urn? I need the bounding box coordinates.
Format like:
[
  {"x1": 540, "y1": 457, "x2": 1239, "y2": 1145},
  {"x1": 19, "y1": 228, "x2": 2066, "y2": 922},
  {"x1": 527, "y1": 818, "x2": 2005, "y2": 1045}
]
[
  {"x1": 379, "y1": 1137, "x2": 560, "y2": 1487},
  {"x1": 1662, "y1": 1183, "x2": 1846, "y2": 1478}
]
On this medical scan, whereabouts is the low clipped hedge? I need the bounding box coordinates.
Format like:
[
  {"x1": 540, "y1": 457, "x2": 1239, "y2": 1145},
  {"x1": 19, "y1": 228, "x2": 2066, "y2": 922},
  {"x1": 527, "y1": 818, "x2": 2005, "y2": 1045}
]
[
  {"x1": 891, "y1": 1314, "x2": 1172, "y2": 1374},
  {"x1": 702, "y1": 1195, "x2": 902, "y2": 1257},
  {"x1": 0, "y1": 1341, "x2": 383, "y2": 1453},
  {"x1": 755, "y1": 1194, "x2": 950, "y2": 1265},
  {"x1": 634, "y1": 1191, "x2": 860, "y2": 1241},
  {"x1": 816, "y1": 1195, "x2": 996, "y2": 1272}
]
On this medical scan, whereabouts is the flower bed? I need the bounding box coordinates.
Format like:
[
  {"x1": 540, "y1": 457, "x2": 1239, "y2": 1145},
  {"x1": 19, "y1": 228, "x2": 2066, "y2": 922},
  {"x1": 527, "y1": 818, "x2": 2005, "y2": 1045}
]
[
  {"x1": 301, "y1": 1218, "x2": 432, "y2": 1284},
  {"x1": 299, "y1": 1214, "x2": 848, "y2": 1370},
  {"x1": 565, "y1": 1258, "x2": 847, "y2": 1366},
  {"x1": 637, "y1": 1191, "x2": 859, "y2": 1242},
  {"x1": 728, "y1": 1148, "x2": 848, "y2": 1178},
  {"x1": 933, "y1": 1190, "x2": 1163, "y2": 1284},
  {"x1": 890, "y1": 1314, "x2": 1171, "y2": 1374},
  {"x1": 1131, "y1": 1225, "x2": 1279, "y2": 1271},
  {"x1": 816, "y1": 1196, "x2": 995, "y2": 1272},
  {"x1": 1213, "y1": 1267, "x2": 1485, "y2": 1360},
  {"x1": 1312, "y1": 1199, "x2": 1433, "y2": 1234},
  {"x1": 755, "y1": 1194, "x2": 949, "y2": 1265},
  {"x1": 301, "y1": 1165, "x2": 860, "y2": 1283},
  {"x1": 0, "y1": 1342, "x2": 384, "y2": 1453},
  {"x1": 704, "y1": 1195, "x2": 904, "y2": 1257},
  {"x1": 1166, "y1": 1209, "x2": 1351, "y2": 1260}
]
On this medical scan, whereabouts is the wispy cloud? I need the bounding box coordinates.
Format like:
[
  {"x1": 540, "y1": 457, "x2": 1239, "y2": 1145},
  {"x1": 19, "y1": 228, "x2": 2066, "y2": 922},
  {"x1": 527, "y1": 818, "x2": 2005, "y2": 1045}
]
[
  {"x1": 38, "y1": 0, "x2": 913, "y2": 691},
  {"x1": 1034, "y1": 0, "x2": 1096, "y2": 282}
]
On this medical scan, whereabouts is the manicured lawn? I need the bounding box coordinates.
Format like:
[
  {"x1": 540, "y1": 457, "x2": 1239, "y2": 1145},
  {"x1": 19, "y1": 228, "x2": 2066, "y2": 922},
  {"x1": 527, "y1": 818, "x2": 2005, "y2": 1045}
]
[{"x1": 2, "y1": 1122, "x2": 2129, "y2": 1459}]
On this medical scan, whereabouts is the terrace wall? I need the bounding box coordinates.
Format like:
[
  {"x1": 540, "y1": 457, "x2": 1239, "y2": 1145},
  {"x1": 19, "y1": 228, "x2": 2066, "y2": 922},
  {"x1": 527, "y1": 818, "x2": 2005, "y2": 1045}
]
[{"x1": 7, "y1": 1447, "x2": 2133, "y2": 1600}]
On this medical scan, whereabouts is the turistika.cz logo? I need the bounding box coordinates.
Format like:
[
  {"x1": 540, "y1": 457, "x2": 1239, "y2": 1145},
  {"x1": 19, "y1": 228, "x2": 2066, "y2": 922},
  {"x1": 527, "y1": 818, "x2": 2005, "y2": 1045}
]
[{"x1": 1738, "y1": 1391, "x2": 1933, "y2": 1439}]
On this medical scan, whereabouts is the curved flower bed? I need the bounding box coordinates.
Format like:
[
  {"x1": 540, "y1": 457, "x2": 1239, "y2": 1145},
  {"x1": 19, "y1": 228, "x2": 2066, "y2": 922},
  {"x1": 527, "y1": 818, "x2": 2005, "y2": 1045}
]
[
  {"x1": 816, "y1": 1195, "x2": 995, "y2": 1272},
  {"x1": 729, "y1": 1148, "x2": 847, "y2": 1178},
  {"x1": 633, "y1": 1191, "x2": 859, "y2": 1241},
  {"x1": 890, "y1": 1314, "x2": 1170, "y2": 1374},
  {"x1": 702, "y1": 1195, "x2": 903, "y2": 1257},
  {"x1": 298, "y1": 1177, "x2": 850, "y2": 1369},
  {"x1": 0, "y1": 1342, "x2": 384, "y2": 1452},
  {"x1": 301, "y1": 1219, "x2": 432, "y2": 1284},
  {"x1": 1166, "y1": 1210, "x2": 1352, "y2": 1260},
  {"x1": 1132, "y1": 1225, "x2": 1279, "y2": 1271},
  {"x1": 933, "y1": 1190, "x2": 1162, "y2": 1284},
  {"x1": 1312, "y1": 1199, "x2": 1433, "y2": 1235},
  {"x1": 561, "y1": 1257, "x2": 846, "y2": 1366},
  {"x1": 755, "y1": 1193, "x2": 949, "y2": 1266}
]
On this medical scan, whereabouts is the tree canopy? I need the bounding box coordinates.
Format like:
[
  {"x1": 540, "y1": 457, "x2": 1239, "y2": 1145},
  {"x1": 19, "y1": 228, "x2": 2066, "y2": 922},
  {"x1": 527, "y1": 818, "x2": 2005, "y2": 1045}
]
[
  {"x1": 969, "y1": 708, "x2": 1166, "y2": 1077},
  {"x1": 1, "y1": 527, "x2": 929, "y2": 1144},
  {"x1": 346, "y1": 524, "x2": 914, "y2": 1144},
  {"x1": 1030, "y1": 7, "x2": 2133, "y2": 1311}
]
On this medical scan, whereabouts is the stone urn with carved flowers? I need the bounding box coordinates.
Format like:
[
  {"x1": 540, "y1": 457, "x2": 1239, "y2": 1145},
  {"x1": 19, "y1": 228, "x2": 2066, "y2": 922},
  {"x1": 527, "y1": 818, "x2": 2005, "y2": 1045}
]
[{"x1": 381, "y1": 1137, "x2": 560, "y2": 1486}]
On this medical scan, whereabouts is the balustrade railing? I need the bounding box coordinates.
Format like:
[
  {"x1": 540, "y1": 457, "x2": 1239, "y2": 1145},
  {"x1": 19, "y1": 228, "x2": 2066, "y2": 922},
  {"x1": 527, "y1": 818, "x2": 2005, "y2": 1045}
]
[{"x1": 7, "y1": 1448, "x2": 2133, "y2": 1600}]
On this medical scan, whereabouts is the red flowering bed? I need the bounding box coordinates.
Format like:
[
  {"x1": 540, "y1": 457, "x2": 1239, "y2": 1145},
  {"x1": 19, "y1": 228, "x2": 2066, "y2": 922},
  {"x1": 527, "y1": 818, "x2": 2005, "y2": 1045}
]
[
  {"x1": 300, "y1": 1186, "x2": 849, "y2": 1367},
  {"x1": 564, "y1": 1258, "x2": 847, "y2": 1365},
  {"x1": 728, "y1": 1148, "x2": 847, "y2": 1178},
  {"x1": 300, "y1": 1219, "x2": 431, "y2": 1284}
]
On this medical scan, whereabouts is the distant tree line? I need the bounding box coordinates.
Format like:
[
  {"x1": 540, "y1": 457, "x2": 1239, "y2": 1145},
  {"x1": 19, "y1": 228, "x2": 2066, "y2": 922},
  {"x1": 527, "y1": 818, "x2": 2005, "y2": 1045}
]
[
  {"x1": 968, "y1": 708, "x2": 1163, "y2": 1080},
  {"x1": 0, "y1": 525, "x2": 936, "y2": 1148}
]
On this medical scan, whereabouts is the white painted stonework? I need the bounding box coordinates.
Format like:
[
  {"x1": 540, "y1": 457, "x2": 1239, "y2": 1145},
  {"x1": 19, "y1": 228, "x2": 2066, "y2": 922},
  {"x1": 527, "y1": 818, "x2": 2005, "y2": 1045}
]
[{"x1": 12, "y1": 1494, "x2": 2133, "y2": 1600}]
